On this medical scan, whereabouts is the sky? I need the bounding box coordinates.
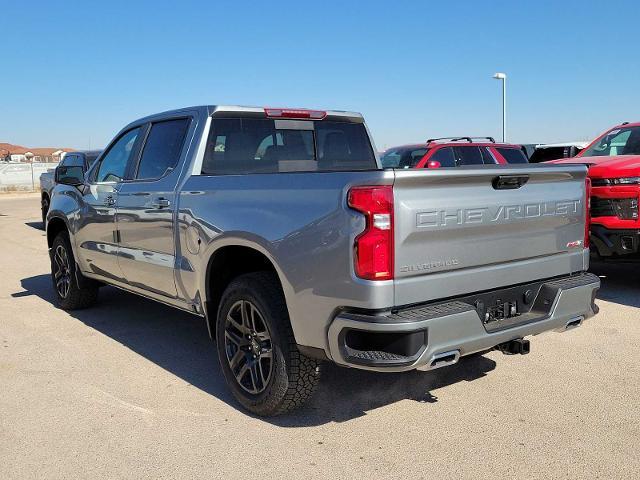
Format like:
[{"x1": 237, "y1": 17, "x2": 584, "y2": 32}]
[{"x1": 1, "y1": 0, "x2": 639, "y2": 151}]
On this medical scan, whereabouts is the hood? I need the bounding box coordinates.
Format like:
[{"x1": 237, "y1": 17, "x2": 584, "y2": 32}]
[{"x1": 547, "y1": 155, "x2": 640, "y2": 179}]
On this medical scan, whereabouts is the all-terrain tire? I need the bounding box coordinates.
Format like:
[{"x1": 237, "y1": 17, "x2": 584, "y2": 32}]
[
  {"x1": 41, "y1": 195, "x2": 49, "y2": 227},
  {"x1": 215, "y1": 272, "x2": 321, "y2": 416},
  {"x1": 51, "y1": 231, "x2": 99, "y2": 310}
]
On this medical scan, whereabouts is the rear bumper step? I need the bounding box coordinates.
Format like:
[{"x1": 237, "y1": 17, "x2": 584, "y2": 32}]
[{"x1": 327, "y1": 273, "x2": 600, "y2": 372}]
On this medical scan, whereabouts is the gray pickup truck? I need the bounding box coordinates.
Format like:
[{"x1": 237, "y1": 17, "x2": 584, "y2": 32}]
[{"x1": 45, "y1": 105, "x2": 600, "y2": 415}]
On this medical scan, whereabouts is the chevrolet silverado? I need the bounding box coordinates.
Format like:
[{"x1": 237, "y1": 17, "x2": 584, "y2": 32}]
[{"x1": 45, "y1": 105, "x2": 600, "y2": 415}]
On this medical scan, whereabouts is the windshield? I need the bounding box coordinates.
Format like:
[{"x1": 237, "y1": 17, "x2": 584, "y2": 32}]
[{"x1": 582, "y1": 126, "x2": 640, "y2": 157}]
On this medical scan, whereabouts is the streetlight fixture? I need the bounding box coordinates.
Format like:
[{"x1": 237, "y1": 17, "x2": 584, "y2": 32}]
[{"x1": 493, "y1": 72, "x2": 507, "y2": 142}]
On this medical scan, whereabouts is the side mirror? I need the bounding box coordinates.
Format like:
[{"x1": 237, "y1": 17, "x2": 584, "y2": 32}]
[{"x1": 56, "y1": 165, "x2": 85, "y2": 186}]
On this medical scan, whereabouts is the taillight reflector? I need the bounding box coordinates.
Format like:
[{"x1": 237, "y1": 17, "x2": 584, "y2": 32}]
[
  {"x1": 264, "y1": 108, "x2": 326, "y2": 120},
  {"x1": 348, "y1": 186, "x2": 394, "y2": 280}
]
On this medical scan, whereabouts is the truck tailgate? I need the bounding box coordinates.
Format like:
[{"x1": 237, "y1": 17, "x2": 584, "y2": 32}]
[{"x1": 393, "y1": 165, "x2": 588, "y2": 306}]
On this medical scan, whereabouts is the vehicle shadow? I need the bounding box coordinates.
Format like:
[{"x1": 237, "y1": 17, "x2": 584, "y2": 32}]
[
  {"x1": 590, "y1": 260, "x2": 640, "y2": 308},
  {"x1": 24, "y1": 221, "x2": 45, "y2": 231},
  {"x1": 15, "y1": 274, "x2": 497, "y2": 426}
]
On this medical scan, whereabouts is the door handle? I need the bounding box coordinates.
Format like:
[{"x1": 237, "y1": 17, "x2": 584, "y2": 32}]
[
  {"x1": 492, "y1": 175, "x2": 529, "y2": 190},
  {"x1": 104, "y1": 195, "x2": 116, "y2": 206},
  {"x1": 151, "y1": 198, "x2": 171, "y2": 209}
]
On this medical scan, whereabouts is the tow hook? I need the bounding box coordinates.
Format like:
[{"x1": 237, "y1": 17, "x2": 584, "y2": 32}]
[{"x1": 496, "y1": 338, "x2": 530, "y2": 355}]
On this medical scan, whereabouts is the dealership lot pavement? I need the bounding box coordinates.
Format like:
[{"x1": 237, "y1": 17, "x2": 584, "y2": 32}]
[{"x1": 1, "y1": 193, "x2": 638, "y2": 479}]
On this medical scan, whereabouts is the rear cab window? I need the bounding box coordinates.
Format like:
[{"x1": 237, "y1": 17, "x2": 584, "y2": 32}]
[{"x1": 201, "y1": 117, "x2": 376, "y2": 174}]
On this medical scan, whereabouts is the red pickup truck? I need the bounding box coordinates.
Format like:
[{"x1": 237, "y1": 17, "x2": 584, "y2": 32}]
[{"x1": 551, "y1": 122, "x2": 640, "y2": 259}]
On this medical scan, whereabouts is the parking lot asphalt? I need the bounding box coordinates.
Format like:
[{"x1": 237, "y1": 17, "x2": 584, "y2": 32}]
[{"x1": 1, "y1": 193, "x2": 638, "y2": 479}]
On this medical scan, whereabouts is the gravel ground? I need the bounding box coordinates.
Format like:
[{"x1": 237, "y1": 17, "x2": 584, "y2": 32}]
[{"x1": 1, "y1": 194, "x2": 638, "y2": 479}]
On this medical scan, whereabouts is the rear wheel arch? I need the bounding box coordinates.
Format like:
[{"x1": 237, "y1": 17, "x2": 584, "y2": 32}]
[{"x1": 204, "y1": 244, "x2": 288, "y2": 338}]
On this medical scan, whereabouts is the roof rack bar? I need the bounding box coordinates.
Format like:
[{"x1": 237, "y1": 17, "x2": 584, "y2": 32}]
[{"x1": 426, "y1": 136, "x2": 496, "y2": 144}]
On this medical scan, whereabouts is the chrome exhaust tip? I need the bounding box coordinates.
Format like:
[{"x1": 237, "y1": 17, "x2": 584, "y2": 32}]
[
  {"x1": 427, "y1": 350, "x2": 460, "y2": 370},
  {"x1": 564, "y1": 316, "x2": 584, "y2": 330}
]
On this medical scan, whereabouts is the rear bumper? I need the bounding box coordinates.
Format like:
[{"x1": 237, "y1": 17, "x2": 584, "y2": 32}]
[
  {"x1": 327, "y1": 273, "x2": 600, "y2": 372},
  {"x1": 590, "y1": 224, "x2": 640, "y2": 257}
]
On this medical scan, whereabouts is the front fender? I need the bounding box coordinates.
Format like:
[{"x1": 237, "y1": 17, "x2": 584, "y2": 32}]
[{"x1": 46, "y1": 185, "x2": 83, "y2": 255}]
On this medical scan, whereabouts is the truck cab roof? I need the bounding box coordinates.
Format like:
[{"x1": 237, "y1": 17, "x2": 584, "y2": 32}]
[{"x1": 125, "y1": 105, "x2": 365, "y2": 130}]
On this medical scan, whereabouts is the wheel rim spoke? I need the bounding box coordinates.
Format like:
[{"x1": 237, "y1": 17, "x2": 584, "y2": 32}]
[
  {"x1": 240, "y1": 301, "x2": 252, "y2": 329},
  {"x1": 249, "y1": 361, "x2": 262, "y2": 392},
  {"x1": 235, "y1": 362, "x2": 249, "y2": 385},
  {"x1": 224, "y1": 329, "x2": 243, "y2": 348},
  {"x1": 223, "y1": 299, "x2": 273, "y2": 395},
  {"x1": 227, "y1": 309, "x2": 246, "y2": 334},
  {"x1": 228, "y1": 349, "x2": 244, "y2": 370}
]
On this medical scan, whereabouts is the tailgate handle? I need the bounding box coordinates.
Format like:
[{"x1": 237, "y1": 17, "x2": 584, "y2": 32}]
[{"x1": 492, "y1": 175, "x2": 529, "y2": 190}]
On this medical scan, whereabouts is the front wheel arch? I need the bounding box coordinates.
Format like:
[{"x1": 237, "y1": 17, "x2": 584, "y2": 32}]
[{"x1": 46, "y1": 217, "x2": 68, "y2": 248}]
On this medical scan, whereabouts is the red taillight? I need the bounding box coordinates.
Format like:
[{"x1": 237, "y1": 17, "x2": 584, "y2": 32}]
[
  {"x1": 348, "y1": 186, "x2": 394, "y2": 281},
  {"x1": 264, "y1": 108, "x2": 326, "y2": 120},
  {"x1": 585, "y1": 177, "x2": 591, "y2": 248}
]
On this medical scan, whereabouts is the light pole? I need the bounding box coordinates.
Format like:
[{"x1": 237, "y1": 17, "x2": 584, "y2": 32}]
[{"x1": 493, "y1": 72, "x2": 507, "y2": 142}]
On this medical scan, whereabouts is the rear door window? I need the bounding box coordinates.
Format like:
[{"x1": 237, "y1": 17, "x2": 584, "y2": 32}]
[
  {"x1": 202, "y1": 118, "x2": 376, "y2": 174},
  {"x1": 136, "y1": 118, "x2": 191, "y2": 180},
  {"x1": 454, "y1": 146, "x2": 484, "y2": 165},
  {"x1": 481, "y1": 147, "x2": 497, "y2": 164},
  {"x1": 429, "y1": 147, "x2": 455, "y2": 167},
  {"x1": 405, "y1": 148, "x2": 427, "y2": 167},
  {"x1": 495, "y1": 147, "x2": 528, "y2": 164}
]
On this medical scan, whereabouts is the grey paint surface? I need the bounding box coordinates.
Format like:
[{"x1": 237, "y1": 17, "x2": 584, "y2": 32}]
[{"x1": 47, "y1": 105, "x2": 598, "y2": 368}]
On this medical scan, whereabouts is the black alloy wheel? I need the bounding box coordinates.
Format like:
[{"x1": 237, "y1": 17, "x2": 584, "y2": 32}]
[
  {"x1": 52, "y1": 243, "x2": 72, "y2": 299},
  {"x1": 223, "y1": 299, "x2": 273, "y2": 395}
]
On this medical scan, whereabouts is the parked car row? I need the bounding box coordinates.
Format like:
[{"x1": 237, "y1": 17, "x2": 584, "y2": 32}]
[
  {"x1": 43, "y1": 105, "x2": 599, "y2": 416},
  {"x1": 380, "y1": 122, "x2": 640, "y2": 263}
]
